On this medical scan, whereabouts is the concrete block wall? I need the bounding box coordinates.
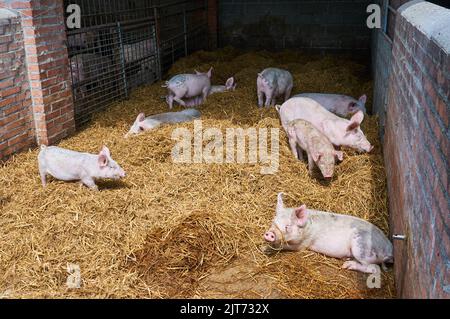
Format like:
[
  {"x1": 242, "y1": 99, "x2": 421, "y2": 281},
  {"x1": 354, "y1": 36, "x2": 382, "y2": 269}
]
[
  {"x1": 218, "y1": 0, "x2": 373, "y2": 51},
  {"x1": 383, "y1": 1, "x2": 449, "y2": 298},
  {"x1": 0, "y1": 0, "x2": 75, "y2": 161},
  {"x1": 0, "y1": 10, "x2": 34, "y2": 159}
]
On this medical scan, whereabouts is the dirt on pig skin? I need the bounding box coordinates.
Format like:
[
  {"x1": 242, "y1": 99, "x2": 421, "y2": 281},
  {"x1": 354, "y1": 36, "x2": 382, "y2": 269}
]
[{"x1": 0, "y1": 48, "x2": 395, "y2": 298}]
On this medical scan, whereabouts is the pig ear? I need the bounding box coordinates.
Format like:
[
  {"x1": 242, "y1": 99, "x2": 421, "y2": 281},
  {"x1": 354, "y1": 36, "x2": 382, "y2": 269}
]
[
  {"x1": 294, "y1": 205, "x2": 308, "y2": 227},
  {"x1": 312, "y1": 152, "x2": 322, "y2": 162},
  {"x1": 346, "y1": 111, "x2": 364, "y2": 132},
  {"x1": 276, "y1": 192, "x2": 284, "y2": 213},
  {"x1": 350, "y1": 110, "x2": 364, "y2": 125},
  {"x1": 346, "y1": 122, "x2": 359, "y2": 132},
  {"x1": 100, "y1": 145, "x2": 111, "y2": 157},
  {"x1": 225, "y1": 77, "x2": 234, "y2": 89},
  {"x1": 194, "y1": 69, "x2": 201, "y2": 75},
  {"x1": 207, "y1": 67, "x2": 213, "y2": 78},
  {"x1": 98, "y1": 154, "x2": 108, "y2": 167},
  {"x1": 334, "y1": 150, "x2": 344, "y2": 161},
  {"x1": 358, "y1": 94, "x2": 367, "y2": 105},
  {"x1": 137, "y1": 113, "x2": 145, "y2": 122},
  {"x1": 348, "y1": 101, "x2": 357, "y2": 111}
]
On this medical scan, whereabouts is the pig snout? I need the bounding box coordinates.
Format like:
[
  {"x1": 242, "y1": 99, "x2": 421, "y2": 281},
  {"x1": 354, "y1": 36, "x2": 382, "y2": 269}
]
[
  {"x1": 362, "y1": 143, "x2": 373, "y2": 153},
  {"x1": 110, "y1": 167, "x2": 126, "y2": 179},
  {"x1": 264, "y1": 231, "x2": 276, "y2": 242}
]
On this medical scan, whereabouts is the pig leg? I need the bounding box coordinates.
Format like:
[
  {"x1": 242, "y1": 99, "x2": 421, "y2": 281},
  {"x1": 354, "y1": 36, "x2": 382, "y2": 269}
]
[
  {"x1": 202, "y1": 87, "x2": 209, "y2": 103},
  {"x1": 81, "y1": 177, "x2": 99, "y2": 191},
  {"x1": 173, "y1": 95, "x2": 186, "y2": 107},
  {"x1": 167, "y1": 94, "x2": 175, "y2": 109},
  {"x1": 284, "y1": 85, "x2": 293, "y2": 102},
  {"x1": 270, "y1": 96, "x2": 277, "y2": 107},
  {"x1": 264, "y1": 92, "x2": 273, "y2": 108},
  {"x1": 38, "y1": 161, "x2": 47, "y2": 187},
  {"x1": 257, "y1": 90, "x2": 264, "y2": 108},
  {"x1": 307, "y1": 153, "x2": 315, "y2": 175},
  {"x1": 297, "y1": 148, "x2": 304, "y2": 161},
  {"x1": 288, "y1": 138, "x2": 299, "y2": 160},
  {"x1": 342, "y1": 260, "x2": 379, "y2": 274},
  {"x1": 39, "y1": 169, "x2": 47, "y2": 187},
  {"x1": 342, "y1": 236, "x2": 380, "y2": 274}
]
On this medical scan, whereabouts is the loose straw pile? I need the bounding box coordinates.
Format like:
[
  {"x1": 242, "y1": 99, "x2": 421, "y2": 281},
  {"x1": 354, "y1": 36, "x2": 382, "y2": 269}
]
[{"x1": 0, "y1": 48, "x2": 395, "y2": 298}]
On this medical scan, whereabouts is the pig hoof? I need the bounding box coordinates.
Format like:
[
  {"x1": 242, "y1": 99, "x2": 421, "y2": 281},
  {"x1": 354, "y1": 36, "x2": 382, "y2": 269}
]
[
  {"x1": 342, "y1": 260, "x2": 359, "y2": 270},
  {"x1": 366, "y1": 264, "x2": 379, "y2": 274}
]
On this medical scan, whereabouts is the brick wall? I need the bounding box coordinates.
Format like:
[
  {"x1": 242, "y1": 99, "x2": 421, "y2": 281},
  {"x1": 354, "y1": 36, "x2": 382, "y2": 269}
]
[
  {"x1": 0, "y1": 0, "x2": 75, "y2": 161},
  {"x1": 218, "y1": 0, "x2": 373, "y2": 51},
  {"x1": 384, "y1": 1, "x2": 449, "y2": 298},
  {"x1": 371, "y1": 0, "x2": 410, "y2": 140},
  {"x1": 0, "y1": 10, "x2": 34, "y2": 159},
  {"x1": 371, "y1": 25, "x2": 392, "y2": 140}
]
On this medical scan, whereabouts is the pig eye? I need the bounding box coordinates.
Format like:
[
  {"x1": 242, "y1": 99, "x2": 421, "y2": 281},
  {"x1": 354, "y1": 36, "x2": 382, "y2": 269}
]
[{"x1": 138, "y1": 126, "x2": 144, "y2": 131}]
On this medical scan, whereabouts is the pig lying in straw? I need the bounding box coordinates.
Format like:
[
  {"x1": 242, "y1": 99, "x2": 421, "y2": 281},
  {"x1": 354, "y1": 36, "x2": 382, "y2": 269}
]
[
  {"x1": 38, "y1": 145, "x2": 126, "y2": 191},
  {"x1": 163, "y1": 68, "x2": 213, "y2": 109},
  {"x1": 166, "y1": 77, "x2": 237, "y2": 107},
  {"x1": 287, "y1": 119, "x2": 343, "y2": 179},
  {"x1": 209, "y1": 76, "x2": 237, "y2": 94},
  {"x1": 257, "y1": 68, "x2": 293, "y2": 107},
  {"x1": 294, "y1": 93, "x2": 367, "y2": 117},
  {"x1": 125, "y1": 108, "x2": 201, "y2": 138},
  {"x1": 264, "y1": 193, "x2": 394, "y2": 273},
  {"x1": 276, "y1": 97, "x2": 373, "y2": 153}
]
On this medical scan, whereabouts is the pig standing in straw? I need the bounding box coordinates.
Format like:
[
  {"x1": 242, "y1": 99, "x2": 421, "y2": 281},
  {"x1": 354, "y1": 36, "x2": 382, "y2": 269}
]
[
  {"x1": 257, "y1": 68, "x2": 293, "y2": 107},
  {"x1": 125, "y1": 108, "x2": 201, "y2": 138},
  {"x1": 163, "y1": 68, "x2": 213, "y2": 109},
  {"x1": 276, "y1": 97, "x2": 373, "y2": 153},
  {"x1": 264, "y1": 193, "x2": 393, "y2": 273},
  {"x1": 287, "y1": 119, "x2": 343, "y2": 179},
  {"x1": 294, "y1": 93, "x2": 367, "y2": 117},
  {"x1": 166, "y1": 77, "x2": 237, "y2": 107},
  {"x1": 38, "y1": 145, "x2": 126, "y2": 191}
]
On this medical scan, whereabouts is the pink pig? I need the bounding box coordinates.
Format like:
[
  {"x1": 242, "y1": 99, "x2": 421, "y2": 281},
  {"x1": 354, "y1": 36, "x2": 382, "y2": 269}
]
[
  {"x1": 264, "y1": 193, "x2": 393, "y2": 274},
  {"x1": 295, "y1": 93, "x2": 367, "y2": 117},
  {"x1": 257, "y1": 68, "x2": 293, "y2": 107},
  {"x1": 276, "y1": 97, "x2": 373, "y2": 153},
  {"x1": 125, "y1": 108, "x2": 201, "y2": 137},
  {"x1": 166, "y1": 77, "x2": 236, "y2": 107},
  {"x1": 38, "y1": 145, "x2": 125, "y2": 191},
  {"x1": 287, "y1": 119, "x2": 343, "y2": 179},
  {"x1": 163, "y1": 68, "x2": 213, "y2": 109},
  {"x1": 209, "y1": 76, "x2": 237, "y2": 94}
]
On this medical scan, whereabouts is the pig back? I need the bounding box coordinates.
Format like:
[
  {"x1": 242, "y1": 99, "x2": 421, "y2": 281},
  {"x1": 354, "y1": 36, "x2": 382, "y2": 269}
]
[
  {"x1": 279, "y1": 97, "x2": 336, "y2": 132},
  {"x1": 167, "y1": 74, "x2": 211, "y2": 97},
  {"x1": 294, "y1": 93, "x2": 359, "y2": 117},
  {"x1": 289, "y1": 119, "x2": 333, "y2": 154},
  {"x1": 148, "y1": 109, "x2": 200, "y2": 124}
]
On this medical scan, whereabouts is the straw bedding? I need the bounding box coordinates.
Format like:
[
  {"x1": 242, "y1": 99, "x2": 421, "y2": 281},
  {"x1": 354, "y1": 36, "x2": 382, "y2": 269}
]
[{"x1": 0, "y1": 48, "x2": 395, "y2": 298}]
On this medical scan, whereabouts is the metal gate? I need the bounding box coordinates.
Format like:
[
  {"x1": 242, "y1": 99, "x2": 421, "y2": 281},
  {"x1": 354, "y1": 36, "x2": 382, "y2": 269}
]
[
  {"x1": 64, "y1": 0, "x2": 208, "y2": 127},
  {"x1": 157, "y1": 1, "x2": 208, "y2": 74}
]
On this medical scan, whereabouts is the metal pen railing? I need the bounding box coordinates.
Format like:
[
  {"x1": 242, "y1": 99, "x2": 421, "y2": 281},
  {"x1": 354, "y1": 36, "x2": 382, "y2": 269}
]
[{"x1": 64, "y1": 0, "x2": 208, "y2": 127}]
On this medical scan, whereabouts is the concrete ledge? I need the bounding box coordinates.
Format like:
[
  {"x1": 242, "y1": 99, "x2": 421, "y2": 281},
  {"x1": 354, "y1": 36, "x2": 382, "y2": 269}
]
[
  {"x1": 0, "y1": 8, "x2": 19, "y2": 19},
  {"x1": 399, "y1": 1, "x2": 450, "y2": 53}
]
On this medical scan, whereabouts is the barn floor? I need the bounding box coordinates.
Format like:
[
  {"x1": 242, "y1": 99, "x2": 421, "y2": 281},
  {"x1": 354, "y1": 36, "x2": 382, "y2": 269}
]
[{"x1": 0, "y1": 48, "x2": 395, "y2": 298}]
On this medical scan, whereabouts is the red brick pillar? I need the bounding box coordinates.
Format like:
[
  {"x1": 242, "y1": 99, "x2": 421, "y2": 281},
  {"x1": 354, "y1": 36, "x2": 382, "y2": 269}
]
[
  {"x1": 7, "y1": 0, "x2": 75, "y2": 146},
  {"x1": 207, "y1": 0, "x2": 218, "y2": 50}
]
